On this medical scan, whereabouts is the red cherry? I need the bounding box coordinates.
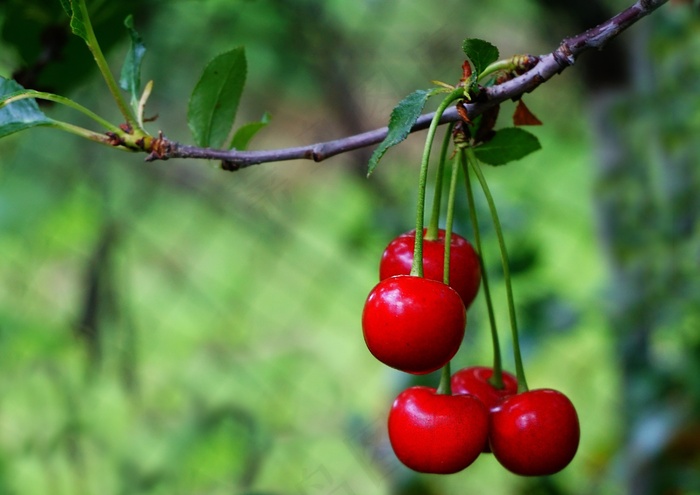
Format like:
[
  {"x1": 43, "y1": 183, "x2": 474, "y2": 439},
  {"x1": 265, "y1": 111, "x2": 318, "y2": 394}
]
[
  {"x1": 489, "y1": 389, "x2": 580, "y2": 476},
  {"x1": 362, "y1": 275, "x2": 466, "y2": 374},
  {"x1": 451, "y1": 366, "x2": 518, "y2": 411},
  {"x1": 451, "y1": 366, "x2": 519, "y2": 452},
  {"x1": 388, "y1": 386, "x2": 489, "y2": 474},
  {"x1": 379, "y1": 229, "x2": 481, "y2": 308}
]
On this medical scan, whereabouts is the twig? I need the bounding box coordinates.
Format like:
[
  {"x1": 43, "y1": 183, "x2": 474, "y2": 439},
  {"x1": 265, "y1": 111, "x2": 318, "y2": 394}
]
[{"x1": 151, "y1": 0, "x2": 668, "y2": 170}]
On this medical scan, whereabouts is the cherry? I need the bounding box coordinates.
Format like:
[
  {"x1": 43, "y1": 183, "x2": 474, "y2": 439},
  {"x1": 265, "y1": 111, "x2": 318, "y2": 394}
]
[
  {"x1": 388, "y1": 386, "x2": 489, "y2": 474},
  {"x1": 379, "y1": 229, "x2": 481, "y2": 308},
  {"x1": 451, "y1": 366, "x2": 518, "y2": 452},
  {"x1": 451, "y1": 366, "x2": 518, "y2": 411},
  {"x1": 362, "y1": 275, "x2": 466, "y2": 374},
  {"x1": 489, "y1": 389, "x2": 580, "y2": 476}
]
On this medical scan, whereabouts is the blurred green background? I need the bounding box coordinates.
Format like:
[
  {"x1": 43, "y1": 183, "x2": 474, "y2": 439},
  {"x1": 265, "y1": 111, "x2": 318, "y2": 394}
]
[{"x1": 0, "y1": 0, "x2": 699, "y2": 494}]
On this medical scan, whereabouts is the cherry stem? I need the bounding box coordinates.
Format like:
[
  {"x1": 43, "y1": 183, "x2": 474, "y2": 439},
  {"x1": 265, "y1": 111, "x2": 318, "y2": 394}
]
[
  {"x1": 443, "y1": 149, "x2": 460, "y2": 285},
  {"x1": 460, "y1": 149, "x2": 505, "y2": 389},
  {"x1": 435, "y1": 144, "x2": 464, "y2": 397},
  {"x1": 426, "y1": 123, "x2": 455, "y2": 242},
  {"x1": 409, "y1": 88, "x2": 464, "y2": 278},
  {"x1": 436, "y1": 360, "x2": 452, "y2": 395},
  {"x1": 465, "y1": 147, "x2": 529, "y2": 393}
]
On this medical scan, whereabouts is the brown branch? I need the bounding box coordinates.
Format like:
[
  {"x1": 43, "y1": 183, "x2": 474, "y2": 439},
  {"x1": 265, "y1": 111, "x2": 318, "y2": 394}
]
[{"x1": 151, "y1": 0, "x2": 668, "y2": 170}]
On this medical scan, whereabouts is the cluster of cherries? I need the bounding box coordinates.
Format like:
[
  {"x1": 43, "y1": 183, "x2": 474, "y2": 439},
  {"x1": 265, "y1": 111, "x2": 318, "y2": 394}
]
[
  {"x1": 361, "y1": 228, "x2": 580, "y2": 476},
  {"x1": 361, "y1": 50, "x2": 580, "y2": 476}
]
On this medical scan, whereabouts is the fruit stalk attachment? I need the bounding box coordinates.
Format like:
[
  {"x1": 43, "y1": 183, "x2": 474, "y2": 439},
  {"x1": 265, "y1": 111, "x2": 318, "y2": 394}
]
[
  {"x1": 426, "y1": 122, "x2": 456, "y2": 241},
  {"x1": 410, "y1": 88, "x2": 465, "y2": 278}
]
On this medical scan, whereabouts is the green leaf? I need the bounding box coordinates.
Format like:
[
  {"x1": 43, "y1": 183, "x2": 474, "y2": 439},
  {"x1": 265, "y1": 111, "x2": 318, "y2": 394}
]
[
  {"x1": 59, "y1": 0, "x2": 72, "y2": 17},
  {"x1": 188, "y1": 47, "x2": 247, "y2": 149},
  {"x1": 119, "y1": 15, "x2": 147, "y2": 106},
  {"x1": 462, "y1": 39, "x2": 499, "y2": 77},
  {"x1": 367, "y1": 89, "x2": 432, "y2": 176},
  {"x1": 473, "y1": 127, "x2": 541, "y2": 166},
  {"x1": 0, "y1": 78, "x2": 53, "y2": 139},
  {"x1": 66, "y1": 0, "x2": 89, "y2": 42},
  {"x1": 230, "y1": 112, "x2": 271, "y2": 150}
]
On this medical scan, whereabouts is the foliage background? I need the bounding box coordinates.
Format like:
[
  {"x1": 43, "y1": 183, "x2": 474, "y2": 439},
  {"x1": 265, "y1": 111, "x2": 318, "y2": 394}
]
[{"x1": 0, "y1": 0, "x2": 698, "y2": 494}]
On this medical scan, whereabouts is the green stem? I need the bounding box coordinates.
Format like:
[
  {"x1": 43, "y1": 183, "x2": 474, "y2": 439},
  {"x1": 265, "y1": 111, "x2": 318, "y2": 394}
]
[
  {"x1": 410, "y1": 88, "x2": 464, "y2": 278},
  {"x1": 426, "y1": 122, "x2": 455, "y2": 241},
  {"x1": 479, "y1": 55, "x2": 538, "y2": 84},
  {"x1": 465, "y1": 147, "x2": 529, "y2": 393},
  {"x1": 434, "y1": 140, "x2": 463, "y2": 398},
  {"x1": 47, "y1": 121, "x2": 131, "y2": 149},
  {"x1": 443, "y1": 151, "x2": 460, "y2": 286},
  {"x1": 460, "y1": 149, "x2": 504, "y2": 389},
  {"x1": 477, "y1": 59, "x2": 515, "y2": 83},
  {"x1": 433, "y1": 137, "x2": 466, "y2": 398},
  {"x1": 76, "y1": 0, "x2": 140, "y2": 130},
  {"x1": 1, "y1": 91, "x2": 122, "y2": 133},
  {"x1": 436, "y1": 360, "x2": 452, "y2": 395}
]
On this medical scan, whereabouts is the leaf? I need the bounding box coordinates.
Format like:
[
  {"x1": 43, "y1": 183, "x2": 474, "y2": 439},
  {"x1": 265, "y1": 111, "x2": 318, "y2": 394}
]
[
  {"x1": 462, "y1": 39, "x2": 499, "y2": 77},
  {"x1": 119, "y1": 15, "x2": 147, "y2": 105},
  {"x1": 59, "y1": 0, "x2": 72, "y2": 16},
  {"x1": 473, "y1": 127, "x2": 541, "y2": 166},
  {"x1": 66, "y1": 0, "x2": 89, "y2": 42},
  {"x1": 230, "y1": 112, "x2": 271, "y2": 150},
  {"x1": 0, "y1": 78, "x2": 53, "y2": 139},
  {"x1": 367, "y1": 89, "x2": 432, "y2": 176},
  {"x1": 188, "y1": 47, "x2": 247, "y2": 149},
  {"x1": 513, "y1": 99, "x2": 543, "y2": 126}
]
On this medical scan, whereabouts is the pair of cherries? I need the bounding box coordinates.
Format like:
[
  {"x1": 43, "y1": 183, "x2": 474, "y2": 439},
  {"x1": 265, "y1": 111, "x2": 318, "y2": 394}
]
[
  {"x1": 361, "y1": 229, "x2": 580, "y2": 476},
  {"x1": 389, "y1": 367, "x2": 580, "y2": 476}
]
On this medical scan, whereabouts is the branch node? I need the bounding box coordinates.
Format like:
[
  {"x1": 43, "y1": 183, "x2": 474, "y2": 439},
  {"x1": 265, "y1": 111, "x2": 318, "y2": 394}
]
[
  {"x1": 309, "y1": 147, "x2": 324, "y2": 162},
  {"x1": 144, "y1": 131, "x2": 172, "y2": 162},
  {"x1": 554, "y1": 43, "x2": 576, "y2": 69},
  {"x1": 106, "y1": 132, "x2": 125, "y2": 147},
  {"x1": 221, "y1": 160, "x2": 242, "y2": 171}
]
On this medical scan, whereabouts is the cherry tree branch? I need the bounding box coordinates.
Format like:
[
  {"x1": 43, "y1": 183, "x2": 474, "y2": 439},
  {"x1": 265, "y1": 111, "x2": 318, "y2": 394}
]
[{"x1": 149, "y1": 0, "x2": 668, "y2": 170}]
